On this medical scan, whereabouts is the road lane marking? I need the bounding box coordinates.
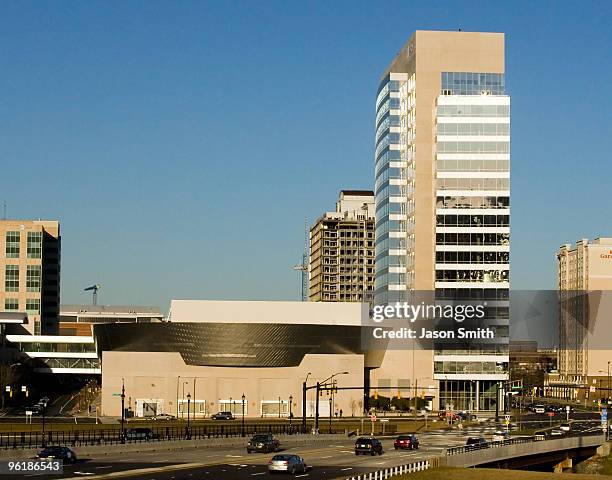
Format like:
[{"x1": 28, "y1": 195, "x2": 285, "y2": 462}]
[
  {"x1": 251, "y1": 473, "x2": 266, "y2": 476},
  {"x1": 295, "y1": 475, "x2": 309, "y2": 478},
  {"x1": 321, "y1": 455, "x2": 333, "y2": 458},
  {"x1": 340, "y1": 467, "x2": 352, "y2": 471}
]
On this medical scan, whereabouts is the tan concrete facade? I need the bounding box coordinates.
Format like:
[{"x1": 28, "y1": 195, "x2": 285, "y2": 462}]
[
  {"x1": 557, "y1": 237, "x2": 612, "y2": 387},
  {"x1": 372, "y1": 31, "x2": 508, "y2": 410},
  {"x1": 101, "y1": 351, "x2": 364, "y2": 418},
  {"x1": 0, "y1": 220, "x2": 60, "y2": 335}
]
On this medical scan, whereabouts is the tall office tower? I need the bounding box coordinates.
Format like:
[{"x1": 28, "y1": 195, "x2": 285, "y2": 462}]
[
  {"x1": 373, "y1": 31, "x2": 510, "y2": 411},
  {"x1": 0, "y1": 220, "x2": 61, "y2": 335},
  {"x1": 309, "y1": 190, "x2": 375, "y2": 303},
  {"x1": 557, "y1": 238, "x2": 612, "y2": 392}
]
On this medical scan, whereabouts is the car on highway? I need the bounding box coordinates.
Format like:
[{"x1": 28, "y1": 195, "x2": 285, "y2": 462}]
[
  {"x1": 246, "y1": 434, "x2": 280, "y2": 453},
  {"x1": 267, "y1": 454, "x2": 307, "y2": 475},
  {"x1": 559, "y1": 422, "x2": 572, "y2": 432},
  {"x1": 492, "y1": 430, "x2": 510, "y2": 442},
  {"x1": 394, "y1": 434, "x2": 419, "y2": 450},
  {"x1": 211, "y1": 411, "x2": 235, "y2": 420},
  {"x1": 355, "y1": 437, "x2": 383, "y2": 456},
  {"x1": 533, "y1": 405, "x2": 546, "y2": 414},
  {"x1": 153, "y1": 413, "x2": 176, "y2": 421},
  {"x1": 124, "y1": 427, "x2": 154, "y2": 441},
  {"x1": 465, "y1": 437, "x2": 488, "y2": 449},
  {"x1": 550, "y1": 429, "x2": 566, "y2": 437},
  {"x1": 37, "y1": 446, "x2": 77, "y2": 463}
]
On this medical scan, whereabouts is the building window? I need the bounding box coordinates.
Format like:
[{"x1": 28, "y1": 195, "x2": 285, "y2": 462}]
[
  {"x1": 5, "y1": 231, "x2": 20, "y2": 258},
  {"x1": 4, "y1": 298, "x2": 19, "y2": 310},
  {"x1": 27, "y1": 231, "x2": 43, "y2": 259},
  {"x1": 5, "y1": 265, "x2": 19, "y2": 292},
  {"x1": 218, "y1": 399, "x2": 247, "y2": 415},
  {"x1": 26, "y1": 265, "x2": 42, "y2": 292},
  {"x1": 26, "y1": 299, "x2": 40, "y2": 315}
]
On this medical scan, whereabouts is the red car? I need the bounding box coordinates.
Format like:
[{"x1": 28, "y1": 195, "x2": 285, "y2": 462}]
[{"x1": 394, "y1": 434, "x2": 419, "y2": 450}]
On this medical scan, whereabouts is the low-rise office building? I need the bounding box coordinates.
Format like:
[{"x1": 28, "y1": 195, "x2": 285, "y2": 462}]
[{"x1": 0, "y1": 220, "x2": 61, "y2": 335}]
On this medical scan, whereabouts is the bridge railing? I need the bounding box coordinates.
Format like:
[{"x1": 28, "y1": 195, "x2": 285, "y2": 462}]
[{"x1": 446, "y1": 430, "x2": 605, "y2": 456}]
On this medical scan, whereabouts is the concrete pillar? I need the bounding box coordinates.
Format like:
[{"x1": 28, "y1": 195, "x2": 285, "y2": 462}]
[
  {"x1": 553, "y1": 457, "x2": 572, "y2": 473},
  {"x1": 475, "y1": 381, "x2": 480, "y2": 411}
]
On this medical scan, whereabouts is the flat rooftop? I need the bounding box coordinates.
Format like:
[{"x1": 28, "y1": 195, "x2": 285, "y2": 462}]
[{"x1": 169, "y1": 300, "x2": 366, "y2": 326}]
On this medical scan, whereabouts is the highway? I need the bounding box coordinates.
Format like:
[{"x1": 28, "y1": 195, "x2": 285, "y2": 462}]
[{"x1": 4, "y1": 429, "x2": 483, "y2": 480}]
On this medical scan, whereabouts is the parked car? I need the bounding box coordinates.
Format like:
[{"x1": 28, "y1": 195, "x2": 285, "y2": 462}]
[
  {"x1": 153, "y1": 413, "x2": 176, "y2": 421},
  {"x1": 355, "y1": 437, "x2": 383, "y2": 456},
  {"x1": 394, "y1": 434, "x2": 419, "y2": 450},
  {"x1": 246, "y1": 434, "x2": 280, "y2": 453},
  {"x1": 465, "y1": 437, "x2": 488, "y2": 449},
  {"x1": 124, "y1": 427, "x2": 154, "y2": 441},
  {"x1": 37, "y1": 446, "x2": 77, "y2": 463},
  {"x1": 492, "y1": 430, "x2": 510, "y2": 442},
  {"x1": 211, "y1": 411, "x2": 235, "y2": 420},
  {"x1": 267, "y1": 454, "x2": 307, "y2": 474}
]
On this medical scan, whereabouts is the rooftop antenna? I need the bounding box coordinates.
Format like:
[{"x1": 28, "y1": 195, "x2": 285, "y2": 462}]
[
  {"x1": 2, "y1": 201, "x2": 6, "y2": 220},
  {"x1": 84, "y1": 284, "x2": 101, "y2": 305},
  {"x1": 292, "y1": 218, "x2": 309, "y2": 301}
]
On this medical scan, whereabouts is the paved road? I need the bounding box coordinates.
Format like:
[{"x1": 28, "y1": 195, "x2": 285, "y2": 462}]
[
  {"x1": 5, "y1": 421, "x2": 604, "y2": 480},
  {"x1": 3, "y1": 430, "x2": 479, "y2": 480}
]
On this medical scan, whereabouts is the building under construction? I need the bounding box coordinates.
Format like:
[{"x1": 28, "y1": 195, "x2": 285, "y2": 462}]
[{"x1": 309, "y1": 190, "x2": 375, "y2": 303}]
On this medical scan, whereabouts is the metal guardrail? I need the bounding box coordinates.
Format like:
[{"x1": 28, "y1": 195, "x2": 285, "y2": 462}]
[
  {"x1": 0, "y1": 423, "x2": 313, "y2": 450},
  {"x1": 446, "y1": 430, "x2": 605, "y2": 456},
  {"x1": 345, "y1": 460, "x2": 430, "y2": 480}
]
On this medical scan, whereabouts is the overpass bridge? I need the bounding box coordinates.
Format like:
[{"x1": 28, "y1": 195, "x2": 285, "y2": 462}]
[{"x1": 445, "y1": 432, "x2": 608, "y2": 472}]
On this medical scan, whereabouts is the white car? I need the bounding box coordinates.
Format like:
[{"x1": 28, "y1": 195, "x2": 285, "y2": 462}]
[
  {"x1": 492, "y1": 430, "x2": 510, "y2": 442},
  {"x1": 534, "y1": 405, "x2": 546, "y2": 414},
  {"x1": 559, "y1": 423, "x2": 571, "y2": 432},
  {"x1": 153, "y1": 413, "x2": 176, "y2": 421}
]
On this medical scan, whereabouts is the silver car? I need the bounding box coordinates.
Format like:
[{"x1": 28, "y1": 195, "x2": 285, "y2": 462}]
[{"x1": 267, "y1": 454, "x2": 307, "y2": 475}]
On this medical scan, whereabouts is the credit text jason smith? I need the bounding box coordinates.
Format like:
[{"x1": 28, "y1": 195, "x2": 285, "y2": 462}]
[{"x1": 372, "y1": 327, "x2": 494, "y2": 339}]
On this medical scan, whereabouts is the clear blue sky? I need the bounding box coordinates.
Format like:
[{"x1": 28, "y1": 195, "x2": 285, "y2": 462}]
[{"x1": 1, "y1": 1, "x2": 611, "y2": 310}]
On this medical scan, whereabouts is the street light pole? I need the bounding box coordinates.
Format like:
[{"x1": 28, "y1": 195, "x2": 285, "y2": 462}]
[
  {"x1": 314, "y1": 382, "x2": 320, "y2": 433},
  {"x1": 186, "y1": 393, "x2": 191, "y2": 439},
  {"x1": 328, "y1": 396, "x2": 332, "y2": 434},
  {"x1": 289, "y1": 395, "x2": 293, "y2": 433},
  {"x1": 241, "y1": 394, "x2": 245, "y2": 437},
  {"x1": 302, "y1": 372, "x2": 311, "y2": 433},
  {"x1": 120, "y1": 378, "x2": 125, "y2": 444}
]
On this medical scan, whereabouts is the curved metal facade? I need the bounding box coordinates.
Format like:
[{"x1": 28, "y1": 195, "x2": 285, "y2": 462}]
[{"x1": 93, "y1": 322, "x2": 369, "y2": 368}]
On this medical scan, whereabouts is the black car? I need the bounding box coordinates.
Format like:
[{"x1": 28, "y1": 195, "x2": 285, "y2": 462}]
[
  {"x1": 211, "y1": 411, "x2": 235, "y2": 420},
  {"x1": 124, "y1": 428, "x2": 154, "y2": 441},
  {"x1": 38, "y1": 446, "x2": 77, "y2": 463},
  {"x1": 247, "y1": 434, "x2": 280, "y2": 453},
  {"x1": 465, "y1": 437, "x2": 488, "y2": 449},
  {"x1": 355, "y1": 437, "x2": 383, "y2": 456}
]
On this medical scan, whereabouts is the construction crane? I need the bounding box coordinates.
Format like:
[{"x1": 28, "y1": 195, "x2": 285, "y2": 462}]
[
  {"x1": 84, "y1": 284, "x2": 101, "y2": 305},
  {"x1": 292, "y1": 218, "x2": 309, "y2": 301}
]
